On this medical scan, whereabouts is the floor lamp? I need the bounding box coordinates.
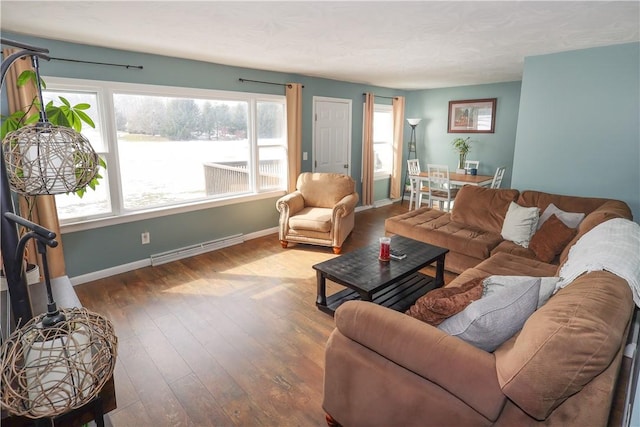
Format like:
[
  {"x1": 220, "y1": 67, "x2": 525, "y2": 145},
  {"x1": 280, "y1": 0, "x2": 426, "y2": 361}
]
[
  {"x1": 0, "y1": 38, "x2": 117, "y2": 425},
  {"x1": 403, "y1": 118, "x2": 421, "y2": 205}
]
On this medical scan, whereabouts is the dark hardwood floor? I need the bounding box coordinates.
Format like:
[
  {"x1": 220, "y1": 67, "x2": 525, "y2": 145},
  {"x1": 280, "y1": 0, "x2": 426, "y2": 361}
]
[
  {"x1": 76, "y1": 202, "x2": 455, "y2": 426},
  {"x1": 75, "y1": 202, "x2": 630, "y2": 426}
]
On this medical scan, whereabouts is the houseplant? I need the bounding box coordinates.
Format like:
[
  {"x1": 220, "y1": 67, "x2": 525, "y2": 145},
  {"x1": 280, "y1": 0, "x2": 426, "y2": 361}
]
[
  {"x1": 1, "y1": 70, "x2": 104, "y2": 283},
  {"x1": 1, "y1": 70, "x2": 106, "y2": 198},
  {"x1": 451, "y1": 136, "x2": 472, "y2": 173}
]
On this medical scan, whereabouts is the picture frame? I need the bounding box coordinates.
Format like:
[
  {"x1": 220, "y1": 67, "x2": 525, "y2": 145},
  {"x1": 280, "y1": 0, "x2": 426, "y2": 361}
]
[{"x1": 448, "y1": 98, "x2": 497, "y2": 133}]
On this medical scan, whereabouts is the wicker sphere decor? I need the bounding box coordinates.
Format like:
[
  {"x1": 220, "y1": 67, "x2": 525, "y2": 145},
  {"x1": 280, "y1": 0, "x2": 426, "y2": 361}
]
[
  {"x1": 0, "y1": 307, "x2": 118, "y2": 419},
  {"x1": 2, "y1": 123, "x2": 100, "y2": 196}
]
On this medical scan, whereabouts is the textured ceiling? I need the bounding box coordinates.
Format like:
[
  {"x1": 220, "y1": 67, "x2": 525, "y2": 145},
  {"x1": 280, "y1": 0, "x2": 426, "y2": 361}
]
[{"x1": 1, "y1": 1, "x2": 639, "y2": 89}]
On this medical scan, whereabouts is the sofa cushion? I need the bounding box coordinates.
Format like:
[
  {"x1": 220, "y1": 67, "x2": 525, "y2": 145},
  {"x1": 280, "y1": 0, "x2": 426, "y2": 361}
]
[
  {"x1": 471, "y1": 252, "x2": 558, "y2": 278},
  {"x1": 500, "y1": 202, "x2": 540, "y2": 248},
  {"x1": 529, "y1": 214, "x2": 577, "y2": 263},
  {"x1": 296, "y1": 172, "x2": 355, "y2": 208},
  {"x1": 451, "y1": 186, "x2": 520, "y2": 234},
  {"x1": 490, "y1": 241, "x2": 537, "y2": 261},
  {"x1": 438, "y1": 277, "x2": 541, "y2": 352},
  {"x1": 406, "y1": 276, "x2": 485, "y2": 326},
  {"x1": 288, "y1": 207, "x2": 332, "y2": 232},
  {"x1": 385, "y1": 208, "x2": 504, "y2": 261},
  {"x1": 494, "y1": 271, "x2": 634, "y2": 420}
]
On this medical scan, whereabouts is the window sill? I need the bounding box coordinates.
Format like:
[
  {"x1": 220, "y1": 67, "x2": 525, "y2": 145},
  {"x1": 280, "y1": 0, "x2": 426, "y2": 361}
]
[
  {"x1": 374, "y1": 173, "x2": 392, "y2": 181},
  {"x1": 60, "y1": 190, "x2": 287, "y2": 234}
]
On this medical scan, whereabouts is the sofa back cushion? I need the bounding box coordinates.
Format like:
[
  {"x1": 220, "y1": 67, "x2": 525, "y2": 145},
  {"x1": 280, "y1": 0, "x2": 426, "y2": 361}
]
[
  {"x1": 557, "y1": 200, "x2": 633, "y2": 268},
  {"x1": 296, "y1": 172, "x2": 355, "y2": 208},
  {"x1": 451, "y1": 186, "x2": 519, "y2": 234},
  {"x1": 517, "y1": 190, "x2": 631, "y2": 219},
  {"x1": 494, "y1": 271, "x2": 633, "y2": 420}
]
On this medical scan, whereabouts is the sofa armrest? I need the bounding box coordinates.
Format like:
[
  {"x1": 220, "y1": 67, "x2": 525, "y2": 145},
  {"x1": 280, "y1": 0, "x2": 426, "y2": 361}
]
[
  {"x1": 275, "y1": 191, "x2": 305, "y2": 216},
  {"x1": 334, "y1": 301, "x2": 506, "y2": 420},
  {"x1": 332, "y1": 193, "x2": 359, "y2": 218}
]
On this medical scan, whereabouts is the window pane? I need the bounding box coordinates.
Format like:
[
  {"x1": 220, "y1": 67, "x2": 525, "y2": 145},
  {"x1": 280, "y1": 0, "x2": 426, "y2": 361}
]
[
  {"x1": 373, "y1": 109, "x2": 393, "y2": 174},
  {"x1": 114, "y1": 94, "x2": 250, "y2": 209},
  {"x1": 43, "y1": 89, "x2": 112, "y2": 220},
  {"x1": 55, "y1": 163, "x2": 111, "y2": 221},
  {"x1": 42, "y1": 90, "x2": 106, "y2": 152},
  {"x1": 257, "y1": 101, "x2": 287, "y2": 191}
]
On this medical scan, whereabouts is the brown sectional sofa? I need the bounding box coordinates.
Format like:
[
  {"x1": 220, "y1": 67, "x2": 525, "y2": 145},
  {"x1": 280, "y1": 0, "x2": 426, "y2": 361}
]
[
  {"x1": 323, "y1": 186, "x2": 636, "y2": 426},
  {"x1": 384, "y1": 185, "x2": 632, "y2": 274}
]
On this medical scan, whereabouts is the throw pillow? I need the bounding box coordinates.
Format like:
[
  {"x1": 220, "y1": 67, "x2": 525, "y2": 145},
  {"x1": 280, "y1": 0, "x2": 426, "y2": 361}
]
[
  {"x1": 537, "y1": 203, "x2": 585, "y2": 230},
  {"x1": 529, "y1": 214, "x2": 577, "y2": 262},
  {"x1": 406, "y1": 277, "x2": 485, "y2": 326},
  {"x1": 482, "y1": 275, "x2": 560, "y2": 309},
  {"x1": 438, "y1": 277, "x2": 541, "y2": 352},
  {"x1": 501, "y1": 202, "x2": 540, "y2": 248}
]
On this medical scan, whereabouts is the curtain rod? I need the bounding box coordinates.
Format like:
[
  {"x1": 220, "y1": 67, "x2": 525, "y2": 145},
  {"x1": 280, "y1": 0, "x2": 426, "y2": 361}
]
[
  {"x1": 50, "y1": 57, "x2": 143, "y2": 70},
  {"x1": 363, "y1": 92, "x2": 398, "y2": 100},
  {"x1": 239, "y1": 78, "x2": 304, "y2": 89}
]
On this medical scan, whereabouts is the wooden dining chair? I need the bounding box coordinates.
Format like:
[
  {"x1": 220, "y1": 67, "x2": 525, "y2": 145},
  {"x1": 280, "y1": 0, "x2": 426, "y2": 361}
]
[
  {"x1": 426, "y1": 164, "x2": 458, "y2": 212},
  {"x1": 464, "y1": 160, "x2": 480, "y2": 173},
  {"x1": 491, "y1": 166, "x2": 506, "y2": 189},
  {"x1": 407, "y1": 159, "x2": 429, "y2": 210}
]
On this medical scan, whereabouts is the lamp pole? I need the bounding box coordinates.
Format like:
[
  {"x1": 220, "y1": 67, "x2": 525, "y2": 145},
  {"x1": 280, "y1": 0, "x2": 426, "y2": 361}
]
[
  {"x1": 402, "y1": 118, "x2": 421, "y2": 205},
  {"x1": 0, "y1": 38, "x2": 51, "y2": 325}
]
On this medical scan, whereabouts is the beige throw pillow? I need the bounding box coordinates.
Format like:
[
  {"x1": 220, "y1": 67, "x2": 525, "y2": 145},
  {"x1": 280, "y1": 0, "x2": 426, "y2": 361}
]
[{"x1": 501, "y1": 202, "x2": 540, "y2": 248}]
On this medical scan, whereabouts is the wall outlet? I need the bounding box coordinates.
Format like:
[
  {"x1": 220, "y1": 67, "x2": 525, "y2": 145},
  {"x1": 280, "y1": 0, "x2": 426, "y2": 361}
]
[
  {"x1": 141, "y1": 232, "x2": 150, "y2": 245},
  {"x1": 303, "y1": 152, "x2": 308, "y2": 161}
]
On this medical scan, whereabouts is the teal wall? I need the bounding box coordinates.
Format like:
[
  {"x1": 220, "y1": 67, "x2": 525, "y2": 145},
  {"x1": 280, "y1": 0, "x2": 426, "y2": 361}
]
[
  {"x1": 3, "y1": 33, "x2": 637, "y2": 279},
  {"x1": 2, "y1": 33, "x2": 404, "y2": 277},
  {"x1": 512, "y1": 42, "x2": 640, "y2": 221},
  {"x1": 405, "y1": 81, "x2": 522, "y2": 187}
]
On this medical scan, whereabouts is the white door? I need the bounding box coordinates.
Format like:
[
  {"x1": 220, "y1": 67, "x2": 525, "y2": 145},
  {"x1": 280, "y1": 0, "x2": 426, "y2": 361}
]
[{"x1": 313, "y1": 97, "x2": 351, "y2": 174}]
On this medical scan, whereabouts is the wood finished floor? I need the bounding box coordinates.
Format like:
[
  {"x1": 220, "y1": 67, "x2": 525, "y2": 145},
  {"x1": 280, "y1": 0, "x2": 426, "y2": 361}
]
[{"x1": 75, "y1": 202, "x2": 456, "y2": 426}]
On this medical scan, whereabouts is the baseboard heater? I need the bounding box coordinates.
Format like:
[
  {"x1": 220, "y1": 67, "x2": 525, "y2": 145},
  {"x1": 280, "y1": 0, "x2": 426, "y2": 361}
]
[{"x1": 150, "y1": 234, "x2": 244, "y2": 266}]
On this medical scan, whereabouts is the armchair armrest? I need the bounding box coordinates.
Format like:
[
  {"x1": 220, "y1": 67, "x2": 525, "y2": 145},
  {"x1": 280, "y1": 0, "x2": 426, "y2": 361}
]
[
  {"x1": 332, "y1": 193, "x2": 359, "y2": 218},
  {"x1": 334, "y1": 301, "x2": 506, "y2": 421},
  {"x1": 276, "y1": 191, "x2": 305, "y2": 216}
]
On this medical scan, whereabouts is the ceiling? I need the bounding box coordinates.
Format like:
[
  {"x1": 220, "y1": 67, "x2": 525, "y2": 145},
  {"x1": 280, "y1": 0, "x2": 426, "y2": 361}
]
[{"x1": 1, "y1": 1, "x2": 639, "y2": 90}]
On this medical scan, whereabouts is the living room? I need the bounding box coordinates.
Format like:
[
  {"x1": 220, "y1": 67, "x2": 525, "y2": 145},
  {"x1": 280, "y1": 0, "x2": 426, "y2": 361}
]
[
  {"x1": 1, "y1": 3, "x2": 638, "y2": 283},
  {"x1": 1, "y1": 1, "x2": 639, "y2": 426}
]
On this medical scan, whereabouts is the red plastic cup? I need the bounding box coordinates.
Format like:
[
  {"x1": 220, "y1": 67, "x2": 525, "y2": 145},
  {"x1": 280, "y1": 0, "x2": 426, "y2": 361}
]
[{"x1": 379, "y1": 237, "x2": 391, "y2": 262}]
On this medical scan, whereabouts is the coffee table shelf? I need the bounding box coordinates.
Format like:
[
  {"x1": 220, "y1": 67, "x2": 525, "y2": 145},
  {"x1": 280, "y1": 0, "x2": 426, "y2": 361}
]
[{"x1": 320, "y1": 271, "x2": 437, "y2": 315}]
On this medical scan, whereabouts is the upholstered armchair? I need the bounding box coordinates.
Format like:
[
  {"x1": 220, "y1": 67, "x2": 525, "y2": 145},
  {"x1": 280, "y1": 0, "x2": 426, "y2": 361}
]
[{"x1": 276, "y1": 172, "x2": 359, "y2": 254}]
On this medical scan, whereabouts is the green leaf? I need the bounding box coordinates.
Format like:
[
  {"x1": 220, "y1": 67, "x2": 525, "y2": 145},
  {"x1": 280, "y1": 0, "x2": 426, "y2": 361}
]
[
  {"x1": 73, "y1": 109, "x2": 95, "y2": 128},
  {"x1": 17, "y1": 70, "x2": 35, "y2": 86},
  {"x1": 58, "y1": 96, "x2": 71, "y2": 107},
  {"x1": 73, "y1": 103, "x2": 91, "y2": 110}
]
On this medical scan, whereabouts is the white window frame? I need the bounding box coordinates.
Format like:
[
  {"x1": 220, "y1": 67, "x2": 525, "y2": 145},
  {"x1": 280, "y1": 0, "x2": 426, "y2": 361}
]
[
  {"x1": 371, "y1": 103, "x2": 394, "y2": 180},
  {"x1": 44, "y1": 77, "x2": 288, "y2": 233}
]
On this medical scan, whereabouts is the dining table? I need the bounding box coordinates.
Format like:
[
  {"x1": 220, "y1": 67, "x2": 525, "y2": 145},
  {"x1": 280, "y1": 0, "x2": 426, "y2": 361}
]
[{"x1": 411, "y1": 171, "x2": 494, "y2": 187}]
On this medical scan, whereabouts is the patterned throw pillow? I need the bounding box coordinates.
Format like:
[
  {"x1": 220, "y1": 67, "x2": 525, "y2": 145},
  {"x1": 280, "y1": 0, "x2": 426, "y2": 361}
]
[{"x1": 405, "y1": 277, "x2": 486, "y2": 326}]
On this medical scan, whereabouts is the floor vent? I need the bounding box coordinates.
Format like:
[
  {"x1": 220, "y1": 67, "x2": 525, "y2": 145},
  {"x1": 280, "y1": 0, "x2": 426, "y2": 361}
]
[{"x1": 150, "y1": 234, "x2": 244, "y2": 266}]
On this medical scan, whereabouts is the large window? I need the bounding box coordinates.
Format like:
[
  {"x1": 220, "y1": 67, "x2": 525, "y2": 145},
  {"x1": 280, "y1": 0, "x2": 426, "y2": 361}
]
[
  {"x1": 44, "y1": 78, "x2": 288, "y2": 225},
  {"x1": 373, "y1": 104, "x2": 394, "y2": 177}
]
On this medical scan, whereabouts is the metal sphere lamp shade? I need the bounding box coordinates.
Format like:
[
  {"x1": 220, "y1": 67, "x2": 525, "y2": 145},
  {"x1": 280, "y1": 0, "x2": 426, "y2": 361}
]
[
  {"x1": 3, "y1": 123, "x2": 99, "y2": 196},
  {"x1": 1, "y1": 38, "x2": 117, "y2": 423},
  {"x1": 0, "y1": 308, "x2": 117, "y2": 419},
  {"x1": 0, "y1": 46, "x2": 100, "y2": 197}
]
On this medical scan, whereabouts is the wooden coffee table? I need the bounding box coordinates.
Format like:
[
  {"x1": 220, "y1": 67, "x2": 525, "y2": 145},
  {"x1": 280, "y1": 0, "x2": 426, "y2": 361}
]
[{"x1": 313, "y1": 235, "x2": 448, "y2": 315}]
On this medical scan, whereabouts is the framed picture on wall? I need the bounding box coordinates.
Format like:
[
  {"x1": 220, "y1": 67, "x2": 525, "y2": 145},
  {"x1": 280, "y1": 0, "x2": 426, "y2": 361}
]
[{"x1": 448, "y1": 98, "x2": 497, "y2": 133}]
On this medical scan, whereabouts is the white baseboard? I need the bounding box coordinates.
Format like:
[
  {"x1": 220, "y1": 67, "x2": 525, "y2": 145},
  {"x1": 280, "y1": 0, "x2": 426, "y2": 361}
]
[
  {"x1": 70, "y1": 227, "x2": 280, "y2": 286},
  {"x1": 70, "y1": 259, "x2": 150, "y2": 286}
]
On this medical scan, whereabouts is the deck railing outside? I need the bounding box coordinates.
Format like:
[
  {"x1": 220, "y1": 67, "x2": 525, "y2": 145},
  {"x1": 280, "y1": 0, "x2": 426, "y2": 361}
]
[{"x1": 203, "y1": 160, "x2": 285, "y2": 196}]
